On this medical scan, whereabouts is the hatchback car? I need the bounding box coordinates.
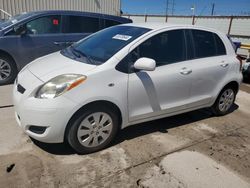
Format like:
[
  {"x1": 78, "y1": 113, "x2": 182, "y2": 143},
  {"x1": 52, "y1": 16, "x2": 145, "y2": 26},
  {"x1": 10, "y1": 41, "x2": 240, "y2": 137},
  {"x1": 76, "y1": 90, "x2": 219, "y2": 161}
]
[
  {"x1": 0, "y1": 10, "x2": 132, "y2": 85},
  {"x1": 13, "y1": 23, "x2": 242, "y2": 154}
]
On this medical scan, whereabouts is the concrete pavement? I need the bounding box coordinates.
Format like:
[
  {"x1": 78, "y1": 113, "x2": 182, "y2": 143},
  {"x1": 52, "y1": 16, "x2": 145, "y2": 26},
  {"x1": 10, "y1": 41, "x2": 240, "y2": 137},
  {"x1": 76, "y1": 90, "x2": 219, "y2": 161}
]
[{"x1": 0, "y1": 84, "x2": 250, "y2": 187}]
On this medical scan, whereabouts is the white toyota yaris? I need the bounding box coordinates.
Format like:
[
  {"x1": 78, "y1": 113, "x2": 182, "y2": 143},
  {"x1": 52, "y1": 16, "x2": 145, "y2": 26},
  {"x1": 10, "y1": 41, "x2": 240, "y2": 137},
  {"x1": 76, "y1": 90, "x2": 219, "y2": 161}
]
[{"x1": 13, "y1": 23, "x2": 242, "y2": 154}]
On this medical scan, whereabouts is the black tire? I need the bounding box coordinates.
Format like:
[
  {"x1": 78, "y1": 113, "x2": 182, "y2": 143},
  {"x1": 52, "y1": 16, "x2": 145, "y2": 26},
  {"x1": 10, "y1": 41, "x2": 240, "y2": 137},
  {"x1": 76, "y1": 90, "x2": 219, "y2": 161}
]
[
  {"x1": 0, "y1": 55, "x2": 17, "y2": 85},
  {"x1": 67, "y1": 105, "x2": 119, "y2": 154},
  {"x1": 211, "y1": 86, "x2": 236, "y2": 116}
]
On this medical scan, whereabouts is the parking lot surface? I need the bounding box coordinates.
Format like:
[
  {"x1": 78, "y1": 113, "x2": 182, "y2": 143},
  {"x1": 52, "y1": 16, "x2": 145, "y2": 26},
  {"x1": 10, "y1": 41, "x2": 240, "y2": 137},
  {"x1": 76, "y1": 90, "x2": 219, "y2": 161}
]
[{"x1": 0, "y1": 84, "x2": 250, "y2": 188}]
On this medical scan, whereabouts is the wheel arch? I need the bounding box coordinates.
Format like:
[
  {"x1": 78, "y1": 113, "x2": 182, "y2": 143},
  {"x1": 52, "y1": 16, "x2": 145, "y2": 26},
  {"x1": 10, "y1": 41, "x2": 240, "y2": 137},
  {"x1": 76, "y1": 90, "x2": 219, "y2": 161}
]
[
  {"x1": 211, "y1": 80, "x2": 239, "y2": 115},
  {"x1": 221, "y1": 81, "x2": 239, "y2": 94},
  {"x1": 64, "y1": 100, "x2": 123, "y2": 142},
  {"x1": 0, "y1": 49, "x2": 18, "y2": 70},
  {"x1": 214, "y1": 80, "x2": 239, "y2": 105}
]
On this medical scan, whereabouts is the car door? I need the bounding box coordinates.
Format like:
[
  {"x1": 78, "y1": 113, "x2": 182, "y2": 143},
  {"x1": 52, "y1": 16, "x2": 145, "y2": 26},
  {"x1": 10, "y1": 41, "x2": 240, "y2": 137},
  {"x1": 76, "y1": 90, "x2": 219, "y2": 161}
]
[
  {"x1": 15, "y1": 15, "x2": 67, "y2": 65},
  {"x1": 128, "y1": 29, "x2": 193, "y2": 123},
  {"x1": 185, "y1": 29, "x2": 229, "y2": 108},
  {"x1": 61, "y1": 15, "x2": 101, "y2": 47}
]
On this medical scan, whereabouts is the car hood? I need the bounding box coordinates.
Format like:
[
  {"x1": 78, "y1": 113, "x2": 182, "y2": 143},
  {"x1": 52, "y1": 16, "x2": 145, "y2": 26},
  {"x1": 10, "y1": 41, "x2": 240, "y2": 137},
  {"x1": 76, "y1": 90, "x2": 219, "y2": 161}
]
[{"x1": 27, "y1": 51, "x2": 97, "y2": 82}]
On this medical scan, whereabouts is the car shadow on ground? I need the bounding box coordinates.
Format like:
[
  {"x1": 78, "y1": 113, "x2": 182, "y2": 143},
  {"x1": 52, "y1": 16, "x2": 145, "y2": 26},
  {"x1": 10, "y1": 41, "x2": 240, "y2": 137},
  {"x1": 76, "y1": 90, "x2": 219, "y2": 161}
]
[{"x1": 31, "y1": 104, "x2": 239, "y2": 155}]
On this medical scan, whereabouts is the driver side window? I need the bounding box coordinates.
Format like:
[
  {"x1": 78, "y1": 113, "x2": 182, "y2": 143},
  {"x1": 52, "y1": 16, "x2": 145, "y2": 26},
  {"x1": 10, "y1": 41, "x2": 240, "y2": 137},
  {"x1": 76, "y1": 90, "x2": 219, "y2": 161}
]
[
  {"x1": 134, "y1": 29, "x2": 186, "y2": 66},
  {"x1": 25, "y1": 15, "x2": 62, "y2": 35},
  {"x1": 116, "y1": 29, "x2": 186, "y2": 73}
]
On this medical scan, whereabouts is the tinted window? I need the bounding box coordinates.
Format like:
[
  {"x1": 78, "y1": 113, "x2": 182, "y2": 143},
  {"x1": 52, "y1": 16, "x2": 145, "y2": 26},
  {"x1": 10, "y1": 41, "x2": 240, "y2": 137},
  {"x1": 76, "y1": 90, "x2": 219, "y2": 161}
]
[
  {"x1": 65, "y1": 16, "x2": 99, "y2": 33},
  {"x1": 105, "y1": 19, "x2": 121, "y2": 28},
  {"x1": 135, "y1": 30, "x2": 186, "y2": 66},
  {"x1": 26, "y1": 15, "x2": 61, "y2": 34},
  {"x1": 62, "y1": 26, "x2": 151, "y2": 64},
  {"x1": 192, "y1": 30, "x2": 216, "y2": 58},
  {"x1": 214, "y1": 34, "x2": 226, "y2": 55}
]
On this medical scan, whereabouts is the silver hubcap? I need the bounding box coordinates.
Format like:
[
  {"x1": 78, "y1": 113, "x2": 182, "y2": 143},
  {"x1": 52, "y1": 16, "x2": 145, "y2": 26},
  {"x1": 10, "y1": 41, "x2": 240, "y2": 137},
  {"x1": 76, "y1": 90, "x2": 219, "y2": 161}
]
[
  {"x1": 218, "y1": 89, "x2": 235, "y2": 112},
  {"x1": 0, "y1": 59, "x2": 11, "y2": 81},
  {"x1": 77, "y1": 112, "x2": 113, "y2": 148}
]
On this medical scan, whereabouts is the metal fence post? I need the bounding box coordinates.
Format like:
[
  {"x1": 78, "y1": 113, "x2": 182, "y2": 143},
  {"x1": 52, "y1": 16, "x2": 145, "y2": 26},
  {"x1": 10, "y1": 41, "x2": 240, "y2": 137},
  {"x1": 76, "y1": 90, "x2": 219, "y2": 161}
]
[
  {"x1": 192, "y1": 15, "x2": 195, "y2": 25},
  {"x1": 228, "y1": 16, "x2": 233, "y2": 35}
]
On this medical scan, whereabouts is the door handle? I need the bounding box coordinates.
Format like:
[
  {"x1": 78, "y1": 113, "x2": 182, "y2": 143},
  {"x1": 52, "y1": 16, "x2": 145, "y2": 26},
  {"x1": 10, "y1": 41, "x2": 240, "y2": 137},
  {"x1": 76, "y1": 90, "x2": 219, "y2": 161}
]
[
  {"x1": 180, "y1": 67, "x2": 192, "y2": 75},
  {"x1": 220, "y1": 62, "x2": 229, "y2": 68}
]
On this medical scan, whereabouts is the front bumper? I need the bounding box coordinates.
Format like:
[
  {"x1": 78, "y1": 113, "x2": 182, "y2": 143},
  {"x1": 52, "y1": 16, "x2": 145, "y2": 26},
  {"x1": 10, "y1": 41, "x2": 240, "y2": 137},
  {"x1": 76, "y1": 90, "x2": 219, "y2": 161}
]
[{"x1": 13, "y1": 69, "x2": 78, "y2": 143}]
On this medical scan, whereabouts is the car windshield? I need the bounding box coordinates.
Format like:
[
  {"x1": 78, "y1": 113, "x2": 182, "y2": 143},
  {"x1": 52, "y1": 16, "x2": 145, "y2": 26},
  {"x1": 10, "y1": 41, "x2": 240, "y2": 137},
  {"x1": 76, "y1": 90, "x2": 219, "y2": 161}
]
[
  {"x1": 0, "y1": 12, "x2": 34, "y2": 30},
  {"x1": 61, "y1": 25, "x2": 151, "y2": 65}
]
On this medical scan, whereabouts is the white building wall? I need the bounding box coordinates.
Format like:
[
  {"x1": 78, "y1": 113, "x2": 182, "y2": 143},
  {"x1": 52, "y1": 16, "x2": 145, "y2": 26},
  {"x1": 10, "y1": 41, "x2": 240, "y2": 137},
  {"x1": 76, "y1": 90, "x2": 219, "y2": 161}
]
[
  {"x1": 124, "y1": 14, "x2": 250, "y2": 55},
  {"x1": 128, "y1": 15, "x2": 145, "y2": 23},
  {"x1": 124, "y1": 15, "x2": 250, "y2": 36},
  {"x1": 230, "y1": 17, "x2": 250, "y2": 36},
  {"x1": 194, "y1": 17, "x2": 230, "y2": 34},
  {"x1": 167, "y1": 17, "x2": 192, "y2": 24},
  {"x1": 147, "y1": 16, "x2": 166, "y2": 23}
]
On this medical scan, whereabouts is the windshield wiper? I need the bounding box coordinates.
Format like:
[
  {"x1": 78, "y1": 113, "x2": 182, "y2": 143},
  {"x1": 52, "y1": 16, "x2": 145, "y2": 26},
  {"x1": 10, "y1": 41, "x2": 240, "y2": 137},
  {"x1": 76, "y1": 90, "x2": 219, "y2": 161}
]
[{"x1": 70, "y1": 46, "x2": 94, "y2": 65}]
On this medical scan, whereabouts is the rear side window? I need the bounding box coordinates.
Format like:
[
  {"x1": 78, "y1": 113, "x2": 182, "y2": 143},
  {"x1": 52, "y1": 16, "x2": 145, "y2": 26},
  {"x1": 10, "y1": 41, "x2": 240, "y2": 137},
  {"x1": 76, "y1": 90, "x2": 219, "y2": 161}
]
[
  {"x1": 192, "y1": 30, "x2": 216, "y2": 58},
  {"x1": 65, "y1": 16, "x2": 100, "y2": 33},
  {"x1": 135, "y1": 29, "x2": 186, "y2": 66},
  {"x1": 214, "y1": 34, "x2": 226, "y2": 55},
  {"x1": 26, "y1": 15, "x2": 62, "y2": 34}
]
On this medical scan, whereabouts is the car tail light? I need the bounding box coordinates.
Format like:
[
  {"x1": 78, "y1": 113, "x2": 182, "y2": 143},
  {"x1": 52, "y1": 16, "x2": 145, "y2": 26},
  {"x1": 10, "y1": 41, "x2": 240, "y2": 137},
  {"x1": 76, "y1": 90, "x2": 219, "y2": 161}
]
[{"x1": 236, "y1": 55, "x2": 243, "y2": 71}]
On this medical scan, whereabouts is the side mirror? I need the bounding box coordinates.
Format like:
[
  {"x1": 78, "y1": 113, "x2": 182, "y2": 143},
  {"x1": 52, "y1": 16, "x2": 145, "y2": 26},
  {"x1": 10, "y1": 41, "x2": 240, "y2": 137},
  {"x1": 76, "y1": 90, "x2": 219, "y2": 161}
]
[
  {"x1": 14, "y1": 25, "x2": 27, "y2": 36},
  {"x1": 133, "y1": 57, "x2": 156, "y2": 71}
]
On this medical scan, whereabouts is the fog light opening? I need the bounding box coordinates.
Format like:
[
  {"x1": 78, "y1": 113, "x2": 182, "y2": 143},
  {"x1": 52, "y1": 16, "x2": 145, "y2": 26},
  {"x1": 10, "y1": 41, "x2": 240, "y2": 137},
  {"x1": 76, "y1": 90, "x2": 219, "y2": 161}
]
[{"x1": 28, "y1": 126, "x2": 47, "y2": 134}]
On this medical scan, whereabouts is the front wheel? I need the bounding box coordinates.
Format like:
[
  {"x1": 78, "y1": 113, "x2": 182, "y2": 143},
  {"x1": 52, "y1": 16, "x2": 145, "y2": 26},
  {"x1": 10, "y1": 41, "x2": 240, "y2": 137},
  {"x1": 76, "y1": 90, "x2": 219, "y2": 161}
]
[
  {"x1": 67, "y1": 106, "x2": 119, "y2": 154},
  {"x1": 211, "y1": 87, "x2": 236, "y2": 116},
  {"x1": 0, "y1": 55, "x2": 17, "y2": 85}
]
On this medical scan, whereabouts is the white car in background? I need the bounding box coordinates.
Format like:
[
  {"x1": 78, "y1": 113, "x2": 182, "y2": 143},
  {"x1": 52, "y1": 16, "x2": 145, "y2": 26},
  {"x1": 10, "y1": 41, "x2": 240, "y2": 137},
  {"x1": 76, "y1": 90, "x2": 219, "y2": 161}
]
[{"x1": 13, "y1": 23, "x2": 242, "y2": 154}]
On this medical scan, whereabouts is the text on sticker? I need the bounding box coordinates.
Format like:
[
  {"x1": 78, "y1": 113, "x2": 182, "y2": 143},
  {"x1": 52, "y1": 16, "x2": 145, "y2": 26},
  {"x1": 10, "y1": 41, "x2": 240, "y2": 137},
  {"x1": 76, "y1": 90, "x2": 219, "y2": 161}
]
[{"x1": 112, "y1": 34, "x2": 132, "y2": 41}]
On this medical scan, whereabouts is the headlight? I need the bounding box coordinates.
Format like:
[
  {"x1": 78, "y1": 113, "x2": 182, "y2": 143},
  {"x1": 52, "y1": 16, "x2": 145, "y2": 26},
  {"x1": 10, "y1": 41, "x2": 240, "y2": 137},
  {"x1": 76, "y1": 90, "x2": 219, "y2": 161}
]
[{"x1": 35, "y1": 74, "x2": 86, "y2": 99}]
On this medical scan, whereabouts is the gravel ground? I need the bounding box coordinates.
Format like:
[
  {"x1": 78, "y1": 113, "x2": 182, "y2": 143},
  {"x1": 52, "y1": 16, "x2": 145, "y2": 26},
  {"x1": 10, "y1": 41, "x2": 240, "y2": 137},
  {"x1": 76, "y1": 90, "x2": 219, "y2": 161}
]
[{"x1": 0, "y1": 83, "x2": 250, "y2": 188}]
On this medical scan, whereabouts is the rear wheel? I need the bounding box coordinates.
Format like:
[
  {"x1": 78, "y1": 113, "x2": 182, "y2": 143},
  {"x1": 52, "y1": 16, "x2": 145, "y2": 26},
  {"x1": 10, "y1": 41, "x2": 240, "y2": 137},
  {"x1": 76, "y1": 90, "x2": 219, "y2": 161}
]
[
  {"x1": 212, "y1": 87, "x2": 236, "y2": 116},
  {"x1": 0, "y1": 55, "x2": 17, "y2": 85},
  {"x1": 67, "y1": 106, "x2": 119, "y2": 154}
]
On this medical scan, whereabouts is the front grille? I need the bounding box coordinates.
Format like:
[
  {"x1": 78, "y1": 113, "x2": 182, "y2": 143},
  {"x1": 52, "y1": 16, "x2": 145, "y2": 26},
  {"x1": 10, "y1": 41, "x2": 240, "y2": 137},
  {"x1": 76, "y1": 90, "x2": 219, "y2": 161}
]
[{"x1": 17, "y1": 84, "x2": 26, "y2": 94}]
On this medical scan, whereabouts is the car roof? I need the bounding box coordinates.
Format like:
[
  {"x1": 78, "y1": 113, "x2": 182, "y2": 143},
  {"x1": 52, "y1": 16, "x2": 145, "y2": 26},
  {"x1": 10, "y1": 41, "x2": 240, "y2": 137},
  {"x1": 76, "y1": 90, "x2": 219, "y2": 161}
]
[
  {"x1": 27, "y1": 10, "x2": 132, "y2": 23},
  {"x1": 122, "y1": 22, "x2": 223, "y2": 34}
]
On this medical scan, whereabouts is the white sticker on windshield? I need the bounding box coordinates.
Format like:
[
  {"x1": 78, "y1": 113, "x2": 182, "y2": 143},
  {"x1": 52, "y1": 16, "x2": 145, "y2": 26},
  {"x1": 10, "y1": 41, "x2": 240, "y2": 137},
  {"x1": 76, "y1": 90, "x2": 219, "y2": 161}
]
[{"x1": 112, "y1": 34, "x2": 132, "y2": 41}]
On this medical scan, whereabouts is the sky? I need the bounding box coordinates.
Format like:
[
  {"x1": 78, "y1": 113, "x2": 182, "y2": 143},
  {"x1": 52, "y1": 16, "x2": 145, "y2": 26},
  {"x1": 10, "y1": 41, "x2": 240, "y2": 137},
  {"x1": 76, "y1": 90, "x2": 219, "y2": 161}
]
[{"x1": 121, "y1": 0, "x2": 250, "y2": 16}]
